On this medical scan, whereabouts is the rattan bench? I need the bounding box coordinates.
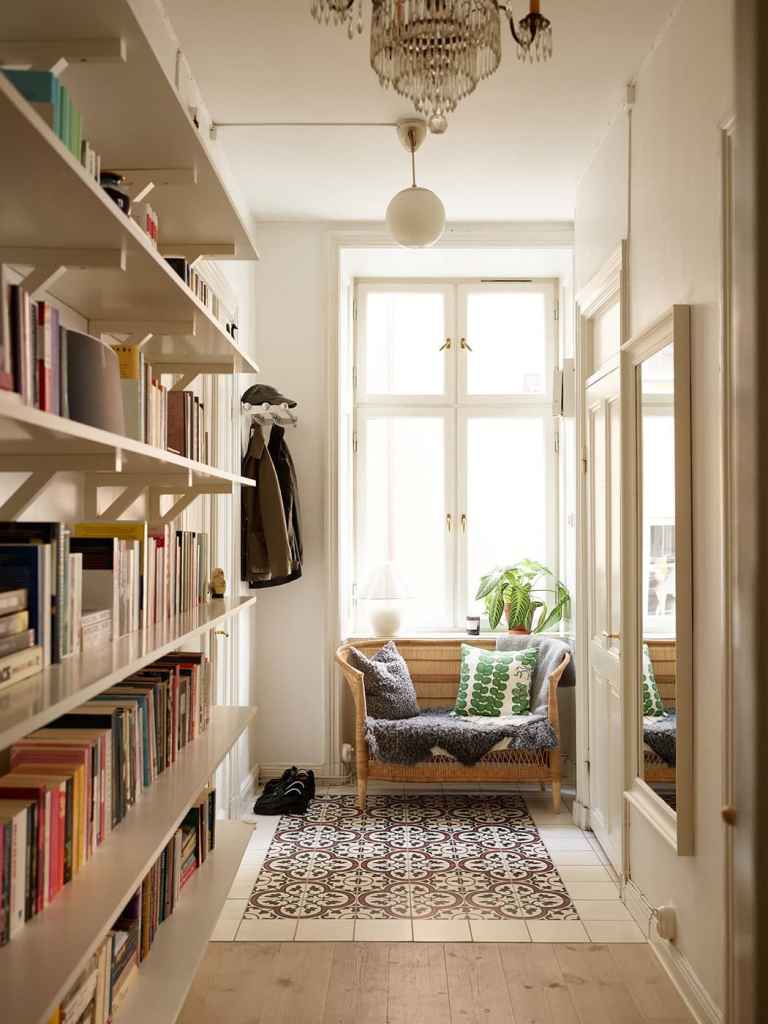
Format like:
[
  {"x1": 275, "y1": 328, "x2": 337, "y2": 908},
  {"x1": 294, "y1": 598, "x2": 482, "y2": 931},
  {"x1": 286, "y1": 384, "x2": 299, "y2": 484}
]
[
  {"x1": 644, "y1": 639, "x2": 676, "y2": 785},
  {"x1": 336, "y1": 638, "x2": 570, "y2": 813}
]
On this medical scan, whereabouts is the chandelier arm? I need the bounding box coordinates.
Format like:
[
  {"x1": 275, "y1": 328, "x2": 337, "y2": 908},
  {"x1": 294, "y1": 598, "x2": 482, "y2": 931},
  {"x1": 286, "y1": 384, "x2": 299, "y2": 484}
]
[{"x1": 495, "y1": 1, "x2": 539, "y2": 48}]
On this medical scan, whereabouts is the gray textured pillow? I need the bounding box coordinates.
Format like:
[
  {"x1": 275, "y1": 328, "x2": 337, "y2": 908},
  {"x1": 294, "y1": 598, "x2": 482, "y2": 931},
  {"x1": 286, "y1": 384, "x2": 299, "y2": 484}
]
[{"x1": 349, "y1": 641, "x2": 419, "y2": 720}]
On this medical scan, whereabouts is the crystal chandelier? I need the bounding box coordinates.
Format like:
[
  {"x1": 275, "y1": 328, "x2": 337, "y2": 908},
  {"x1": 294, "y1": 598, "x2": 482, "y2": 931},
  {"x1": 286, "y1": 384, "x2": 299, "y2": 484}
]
[{"x1": 310, "y1": 0, "x2": 553, "y2": 133}]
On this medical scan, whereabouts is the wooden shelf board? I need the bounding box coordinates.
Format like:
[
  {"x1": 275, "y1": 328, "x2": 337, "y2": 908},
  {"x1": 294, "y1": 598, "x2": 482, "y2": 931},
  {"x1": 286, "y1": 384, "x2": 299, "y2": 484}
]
[
  {"x1": 0, "y1": 706, "x2": 256, "y2": 1024},
  {"x1": 0, "y1": 73, "x2": 259, "y2": 374},
  {"x1": 0, "y1": 389, "x2": 255, "y2": 487},
  {"x1": 115, "y1": 820, "x2": 252, "y2": 1024},
  {"x1": 0, "y1": 596, "x2": 257, "y2": 752}
]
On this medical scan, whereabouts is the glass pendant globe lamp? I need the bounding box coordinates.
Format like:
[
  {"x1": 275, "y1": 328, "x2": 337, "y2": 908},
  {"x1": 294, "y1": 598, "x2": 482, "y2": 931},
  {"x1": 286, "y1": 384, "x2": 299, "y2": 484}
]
[{"x1": 386, "y1": 119, "x2": 445, "y2": 248}]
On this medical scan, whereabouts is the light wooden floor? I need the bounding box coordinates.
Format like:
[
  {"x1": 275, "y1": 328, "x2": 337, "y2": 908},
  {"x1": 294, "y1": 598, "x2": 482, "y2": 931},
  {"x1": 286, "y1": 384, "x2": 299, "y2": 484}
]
[{"x1": 178, "y1": 941, "x2": 695, "y2": 1023}]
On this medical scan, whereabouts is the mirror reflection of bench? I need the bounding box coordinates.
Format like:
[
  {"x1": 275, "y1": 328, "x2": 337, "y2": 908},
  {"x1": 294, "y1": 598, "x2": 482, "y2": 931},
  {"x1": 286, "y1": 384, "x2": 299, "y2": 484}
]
[
  {"x1": 336, "y1": 638, "x2": 570, "y2": 813},
  {"x1": 644, "y1": 639, "x2": 676, "y2": 786}
]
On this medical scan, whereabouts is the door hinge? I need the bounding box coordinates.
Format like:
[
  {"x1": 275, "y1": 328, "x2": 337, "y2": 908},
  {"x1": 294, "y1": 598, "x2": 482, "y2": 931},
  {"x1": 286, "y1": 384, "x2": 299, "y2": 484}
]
[
  {"x1": 554, "y1": 431, "x2": 560, "y2": 454},
  {"x1": 352, "y1": 297, "x2": 358, "y2": 322},
  {"x1": 352, "y1": 430, "x2": 358, "y2": 454},
  {"x1": 554, "y1": 299, "x2": 559, "y2": 322},
  {"x1": 352, "y1": 365, "x2": 357, "y2": 392},
  {"x1": 581, "y1": 447, "x2": 588, "y2": 474},
  {"x1": 352, "y1": 582, "x2": 358, "y2": 603}
]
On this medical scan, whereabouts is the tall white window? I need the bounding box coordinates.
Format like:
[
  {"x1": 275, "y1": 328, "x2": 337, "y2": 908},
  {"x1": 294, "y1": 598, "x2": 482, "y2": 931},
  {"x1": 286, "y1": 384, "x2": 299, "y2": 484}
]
[{"x1": 353, "y1": 279, "x2": 559, "y2": 632}]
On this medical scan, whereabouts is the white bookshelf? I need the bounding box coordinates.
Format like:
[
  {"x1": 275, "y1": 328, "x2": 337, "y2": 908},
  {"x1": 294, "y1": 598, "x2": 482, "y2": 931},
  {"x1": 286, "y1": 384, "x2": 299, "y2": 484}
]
[
  {"x1": 115, "y1": 820, "x2": 252, "y2": 1024},
  {"x1": 0, "y1": 2, "x2": 261, "y2": 1018},
  {"x1": 0, "y1": 595, "x2": 257, "y2": 751},
  {"x1": 0, "y1": 706, "x2": 256, "y2": 1024},
  {"x1": 0, "y1": 72, "x2": 259, "y2": 373}
]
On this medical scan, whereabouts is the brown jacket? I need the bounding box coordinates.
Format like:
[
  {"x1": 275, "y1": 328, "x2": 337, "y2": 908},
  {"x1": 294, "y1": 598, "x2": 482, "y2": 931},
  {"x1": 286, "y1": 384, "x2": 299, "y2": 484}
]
[{"x1": 241, "y1": 427, "x2": 292, "y2": 583}]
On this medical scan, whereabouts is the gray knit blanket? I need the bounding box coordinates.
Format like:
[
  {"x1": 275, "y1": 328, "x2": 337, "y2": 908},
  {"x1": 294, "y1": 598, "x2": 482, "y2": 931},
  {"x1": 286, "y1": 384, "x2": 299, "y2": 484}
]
[
  {"x1": 365, "y1": 709, "x2": 558, "y2": 766},
  {"x1": 643, "y1": 713, "x2": 677, "y2": 766}
]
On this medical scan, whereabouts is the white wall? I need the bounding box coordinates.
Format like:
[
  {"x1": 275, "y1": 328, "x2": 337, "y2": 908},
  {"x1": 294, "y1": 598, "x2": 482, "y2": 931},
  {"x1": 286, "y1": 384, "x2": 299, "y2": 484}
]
[
  {"x1": 575, "y1": 0, "x2": 732, "y2": 1010},
  {"x1": 243, "y1": 222, "x2": 331, "y2": 772}
]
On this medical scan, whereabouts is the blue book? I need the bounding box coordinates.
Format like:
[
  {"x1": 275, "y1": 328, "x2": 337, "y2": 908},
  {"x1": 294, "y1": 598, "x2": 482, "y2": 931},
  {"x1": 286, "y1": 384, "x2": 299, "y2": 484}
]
[
  {"x1": 1, "y1": 69, "x2": 60, "y2": 139},
  {"x1": 0, "y1": 524, "x2": 70, "y2": 662},
  {"x1": 0, "y1": 544, "x2": 52, "y2": 666}
]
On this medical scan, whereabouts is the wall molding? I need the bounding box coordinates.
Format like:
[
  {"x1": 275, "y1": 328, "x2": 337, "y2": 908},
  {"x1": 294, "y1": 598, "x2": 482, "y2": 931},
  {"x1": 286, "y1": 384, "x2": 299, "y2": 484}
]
[
  {"x1": 624, "y1": 881, "x2": 723, "y2": 1024},
  {"x1": 259, "y1": 762, "x2": 352, "y2": 786}
]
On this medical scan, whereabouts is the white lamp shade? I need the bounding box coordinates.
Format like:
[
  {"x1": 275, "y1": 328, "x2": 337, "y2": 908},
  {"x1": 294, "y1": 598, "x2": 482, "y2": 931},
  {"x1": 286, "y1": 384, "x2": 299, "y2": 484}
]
[
  {"x1": 360, "y1": 562, "x2": 409, "y2": 600},
  {"x1": 386, "y1": 186, "x2": 445, "y2": 248}
]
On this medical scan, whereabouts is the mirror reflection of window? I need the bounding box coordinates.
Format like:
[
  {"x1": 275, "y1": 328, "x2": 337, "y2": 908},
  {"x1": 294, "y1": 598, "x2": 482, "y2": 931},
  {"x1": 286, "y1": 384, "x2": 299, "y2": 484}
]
[{"x1": 639, "y1": 343, "x2": 677, "y2": 811}]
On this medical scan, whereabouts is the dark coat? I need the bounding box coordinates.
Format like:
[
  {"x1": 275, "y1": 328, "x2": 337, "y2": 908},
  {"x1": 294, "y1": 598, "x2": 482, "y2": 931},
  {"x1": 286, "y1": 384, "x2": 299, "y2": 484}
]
[{"x1": 241, "y1": 424, "x2": 303, "y2": 588}]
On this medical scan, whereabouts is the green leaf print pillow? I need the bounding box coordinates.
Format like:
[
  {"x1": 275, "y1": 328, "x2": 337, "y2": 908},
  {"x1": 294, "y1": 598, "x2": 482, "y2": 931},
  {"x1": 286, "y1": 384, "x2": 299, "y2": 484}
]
[
  {"x1": 642, "y1": 643, "x2": 666, "y2": 717},
  {"x1": 453, "y1": 644, "x2": 538, "y2": 717}
]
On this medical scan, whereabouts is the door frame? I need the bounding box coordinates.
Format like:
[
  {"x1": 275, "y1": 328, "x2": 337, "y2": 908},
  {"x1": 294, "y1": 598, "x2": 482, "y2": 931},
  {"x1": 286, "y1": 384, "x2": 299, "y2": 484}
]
[{"x1": 574, "y1": 243, "x2": 629, "y2": 832}]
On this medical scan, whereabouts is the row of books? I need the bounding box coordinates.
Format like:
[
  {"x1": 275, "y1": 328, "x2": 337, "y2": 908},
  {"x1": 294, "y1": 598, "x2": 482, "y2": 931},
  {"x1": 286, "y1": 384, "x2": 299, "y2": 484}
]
[
  {"x1": 164, "y1": 257, "x2": 239, "y2": 340},
  {"x1": 112, "y1": 345, "x2": 210, "y2": 460},
  {"x1": 0, "y1": 522, "x2": 211, "y2": 684},
  {"x1": 47, "y1": 788, "x2": 215, "y2": 1024},
  {"x1": 1, "y1": 69, "x2": 101, "y2": 182},
  {"x1": 0, "y1": 278, "x2": 67, "y2": 410},
  {"x1": 0, "y1": 651, "x2": 212, "y2": 946}
]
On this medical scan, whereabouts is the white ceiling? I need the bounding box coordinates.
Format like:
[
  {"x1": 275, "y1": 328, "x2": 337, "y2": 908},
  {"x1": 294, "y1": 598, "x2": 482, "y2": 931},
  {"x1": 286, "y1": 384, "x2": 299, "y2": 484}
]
[{"x1": 164, "y1": 0, "x2": 677, "y2": 223}]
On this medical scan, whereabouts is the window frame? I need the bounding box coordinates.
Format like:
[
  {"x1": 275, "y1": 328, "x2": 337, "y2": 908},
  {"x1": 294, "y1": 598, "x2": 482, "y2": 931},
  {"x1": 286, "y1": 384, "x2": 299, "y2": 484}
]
[{"x1": 353, "y1": 277, "x2": 561, "y2": 634}]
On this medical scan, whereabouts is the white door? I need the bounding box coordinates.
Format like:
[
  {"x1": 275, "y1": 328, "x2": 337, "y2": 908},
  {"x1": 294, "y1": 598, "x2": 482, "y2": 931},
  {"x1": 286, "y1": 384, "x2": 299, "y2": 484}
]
[{"x1": 585, "y1": 366, "x2": 623, "y2": 871}]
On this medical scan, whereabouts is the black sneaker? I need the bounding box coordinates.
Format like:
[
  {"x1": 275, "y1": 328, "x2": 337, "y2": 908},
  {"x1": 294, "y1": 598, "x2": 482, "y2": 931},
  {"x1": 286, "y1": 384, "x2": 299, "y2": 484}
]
[{"x1": 252, "y1": 769, "x2": 316, "y2": 816}]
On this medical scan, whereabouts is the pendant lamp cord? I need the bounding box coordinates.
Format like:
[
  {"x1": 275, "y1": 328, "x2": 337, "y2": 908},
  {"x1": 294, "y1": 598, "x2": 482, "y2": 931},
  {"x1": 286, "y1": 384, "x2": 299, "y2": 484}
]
[{"x1": 409, "y1": 129, "x2": 417, "y2": 187}]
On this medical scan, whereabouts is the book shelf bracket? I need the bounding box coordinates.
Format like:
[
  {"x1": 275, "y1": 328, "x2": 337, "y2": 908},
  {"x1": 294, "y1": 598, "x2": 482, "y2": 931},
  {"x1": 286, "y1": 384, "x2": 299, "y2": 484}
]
[
  {"x1": 0, "y1": 246, "x2": 127, "y2": 300},
  {"x1": 0, "y1": 38, "x2": 127, "y2": 71},
  {"x1": 148, "y1": 481, "x2": 233, "y2": 525},
  {"x1": 0, "y1": 451, "x2": 123, "y2": 520},
  {"x1": 88, "y1": 319, "x2": 196, "y2": 348},
  {"x1": 159, "y1": 242, "x2": 237, "y2": 265},
  {"x1": 112, "y1": 167, "x2": 199, "y2": 205}
]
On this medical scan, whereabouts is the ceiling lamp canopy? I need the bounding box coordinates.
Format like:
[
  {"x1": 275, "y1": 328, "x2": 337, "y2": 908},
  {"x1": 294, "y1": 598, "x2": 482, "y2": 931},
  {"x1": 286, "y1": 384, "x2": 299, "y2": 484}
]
[
  {"x1": 386, "y1": 118, "x2": 445, "y2": 247},
  {"x1": 310, "y1": 0, "x2": 553, "y2": 132}
]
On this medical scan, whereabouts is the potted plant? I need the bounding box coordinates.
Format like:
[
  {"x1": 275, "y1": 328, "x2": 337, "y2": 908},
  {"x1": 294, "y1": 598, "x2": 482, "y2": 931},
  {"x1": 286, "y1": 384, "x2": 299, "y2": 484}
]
[{"x1": 475, "y1": 560, "x2": 571, "y2": 634}]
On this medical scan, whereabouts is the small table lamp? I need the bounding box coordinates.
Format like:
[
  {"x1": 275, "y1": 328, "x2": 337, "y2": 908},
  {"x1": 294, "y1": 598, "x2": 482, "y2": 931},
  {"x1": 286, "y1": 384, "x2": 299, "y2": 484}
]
[{"x1": 360, "y1": 562, "x2": 409, "y2": 636}]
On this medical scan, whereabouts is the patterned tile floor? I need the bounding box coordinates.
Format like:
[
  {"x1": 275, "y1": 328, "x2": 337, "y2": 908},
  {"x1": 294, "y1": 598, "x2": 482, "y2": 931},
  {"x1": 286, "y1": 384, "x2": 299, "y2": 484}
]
[{"x1": 212, "y1": 785, "x2": 646, "y2": 944}]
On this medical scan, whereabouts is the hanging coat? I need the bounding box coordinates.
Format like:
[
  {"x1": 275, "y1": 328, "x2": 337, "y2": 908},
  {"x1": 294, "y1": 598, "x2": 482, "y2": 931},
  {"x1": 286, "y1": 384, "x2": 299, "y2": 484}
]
[{"x1": 241, "y1": 424, "x2": 303, "y2": 587}]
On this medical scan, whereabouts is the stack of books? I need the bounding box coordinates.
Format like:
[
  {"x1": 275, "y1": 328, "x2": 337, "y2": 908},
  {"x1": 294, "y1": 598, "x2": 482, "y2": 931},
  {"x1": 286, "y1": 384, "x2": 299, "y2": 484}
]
[
  {"x1": 1, "y1": 70, "x2": 100, "y2": 182},
  {"x1": 0, "y1": 652, "x2": 211, "y2": 946},
  {"x1": 164, "y1": 257, "x2": 238, "y2": 339},
  {"x1": 48, "y1": 786, "x2": 217, "y2": 1022},
  {"x1": 0, "y1": 588, "x2": 40, "y2": 690}
]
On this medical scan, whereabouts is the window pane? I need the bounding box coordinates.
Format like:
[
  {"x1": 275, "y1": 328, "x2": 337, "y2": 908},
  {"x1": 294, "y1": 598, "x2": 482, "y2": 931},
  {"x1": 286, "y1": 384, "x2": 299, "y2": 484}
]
[
  {"x1": 360, "y1": 415, "x2": 449, "y2": 627},
  {"x1": 465, "y1": 416, "x2": 548, "y2": 617},
  {"x1": 364, "y1": 291, "x2": 446, "y2": 395},
  {"x1": 641, "y1": 346, "x2": 676, "y2": 635},
  {"x1": 465, "y1": 291, "x2": 547, "y2": 395}
]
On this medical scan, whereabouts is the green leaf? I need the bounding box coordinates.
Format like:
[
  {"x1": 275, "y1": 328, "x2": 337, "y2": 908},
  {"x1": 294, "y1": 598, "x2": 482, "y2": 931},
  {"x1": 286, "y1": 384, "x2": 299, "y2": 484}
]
[{"x1": 485, "y1": 588, "x2": 505, "y2": 630}]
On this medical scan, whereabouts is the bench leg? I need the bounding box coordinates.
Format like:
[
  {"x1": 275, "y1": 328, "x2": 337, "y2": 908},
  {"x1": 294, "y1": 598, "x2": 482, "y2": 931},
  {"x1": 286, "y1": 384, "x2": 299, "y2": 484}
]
[
  {"x1": 551, "y1": 780, "x2": 561, "y2": 814},
  {"x1": 356, "y1": 774, "x2": 367, "y2": 813}
]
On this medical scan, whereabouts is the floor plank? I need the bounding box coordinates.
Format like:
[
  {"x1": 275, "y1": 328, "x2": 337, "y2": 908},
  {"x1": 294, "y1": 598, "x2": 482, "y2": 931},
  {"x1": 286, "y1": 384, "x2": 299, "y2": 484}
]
[
  {"x1": 607, "y1": 944, "x2": 693, "y2": 1021},
  {"x1": 499, "y1": 942, "x2": 581, "y2": 1024},
  {"x1": 554, "y1": 942, "x2": 646, "y2": 1024},
  {"x1": 443, "y1": 943, "x2": 514, "y2": 1023},
  {"x1": 387, "y1": 943, "x2": 452, "y2": 1024},
  {"x1": 321, "y1": 942, "x2": 389, "y2": 1024},
  {"x1": 178, "y1": 942, "x2": 282, "y2": 1024}
]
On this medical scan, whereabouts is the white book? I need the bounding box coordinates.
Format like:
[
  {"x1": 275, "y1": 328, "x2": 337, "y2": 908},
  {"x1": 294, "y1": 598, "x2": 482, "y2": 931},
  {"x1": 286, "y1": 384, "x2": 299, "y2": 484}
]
[
  {"x1": 0, "y1": 800, "x2": 29, "y2": 938},
  {"x1": 81, "y1": 568, "x2": 120, "y2": 643}
]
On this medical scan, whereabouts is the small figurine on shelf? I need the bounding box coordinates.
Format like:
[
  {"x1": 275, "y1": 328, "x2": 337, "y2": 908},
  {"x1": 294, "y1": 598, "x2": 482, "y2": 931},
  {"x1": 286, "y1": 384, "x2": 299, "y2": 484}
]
[{"x1": 210, "y1": 567, "x2": 226, "y2": 600}]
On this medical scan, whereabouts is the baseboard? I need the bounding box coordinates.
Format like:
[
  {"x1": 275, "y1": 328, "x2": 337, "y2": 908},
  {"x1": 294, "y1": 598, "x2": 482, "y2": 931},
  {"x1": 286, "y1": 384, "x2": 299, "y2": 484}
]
[
  {"x1": 624, "y1": 881, "x2": 723, "y2": 1024},
  {"x1": 571, "y1": 797, "x2": 590, "y2": 829},
  {"x1": 239, "y1": 767, "x2": 259, "y2": 803},
  {"x1": 258, "y1": 762, "x2": 352, "y2": 786}
]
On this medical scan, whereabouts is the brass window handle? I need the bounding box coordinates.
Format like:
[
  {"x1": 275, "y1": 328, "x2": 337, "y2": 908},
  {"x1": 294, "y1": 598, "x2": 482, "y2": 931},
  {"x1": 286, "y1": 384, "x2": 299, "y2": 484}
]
[
  {"x1": 439, "y1": 338, "x2": 452, "y2": 352},
  {"x1": 460, "y1": 513, "x2": 467, "y2": 533},
  {"x1": 460, "y1": 337, "x2": 473, "y2": 351},
  {"x1": 601, "y1": 630, "x2": 620, "y2": 639},
  {"x1": 446, "y1": 513, "x2": 453, "y2": 533},
  {"x1": 215, "y1": 629, "x2": 230, "y2": 638}
]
